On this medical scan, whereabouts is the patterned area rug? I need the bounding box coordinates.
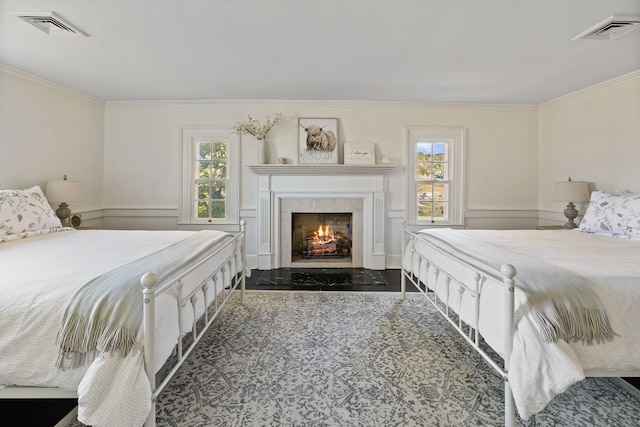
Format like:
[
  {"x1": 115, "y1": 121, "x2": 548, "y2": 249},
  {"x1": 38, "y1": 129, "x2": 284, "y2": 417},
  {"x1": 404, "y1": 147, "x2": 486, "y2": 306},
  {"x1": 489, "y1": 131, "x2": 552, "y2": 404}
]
[{"x1": 65, "y1": 291, "x2": 640, "y2": 426}]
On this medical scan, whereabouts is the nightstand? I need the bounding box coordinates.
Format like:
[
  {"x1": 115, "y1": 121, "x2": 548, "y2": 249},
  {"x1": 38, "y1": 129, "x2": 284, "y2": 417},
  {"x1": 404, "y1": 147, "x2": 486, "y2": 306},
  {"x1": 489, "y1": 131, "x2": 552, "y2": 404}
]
[{"x1": 535, "y1": 225, "x2": 565, "y2": 230}]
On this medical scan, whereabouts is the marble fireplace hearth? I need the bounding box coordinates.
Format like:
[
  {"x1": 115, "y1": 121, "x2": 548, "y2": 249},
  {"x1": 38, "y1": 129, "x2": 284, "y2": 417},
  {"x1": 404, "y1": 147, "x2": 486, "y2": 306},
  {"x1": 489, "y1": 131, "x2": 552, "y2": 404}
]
[{"x1": 252, "y1": 268, "x2": 389, "y2": 288}]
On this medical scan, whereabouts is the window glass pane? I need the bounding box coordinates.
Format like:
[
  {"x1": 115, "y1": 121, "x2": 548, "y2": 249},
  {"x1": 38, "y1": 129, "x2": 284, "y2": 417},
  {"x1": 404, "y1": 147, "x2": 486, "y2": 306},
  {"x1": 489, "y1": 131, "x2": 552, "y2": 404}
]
[
  {"x1": 417, "y1": 142, "x2": 433, "y2": 158},
  {"x1": 197, "y1": 182, "x2": 210, "y2": 199},
  {"x1": 417, "y1": 182, "x2": 434, "y2": 201},
  {"x1": 211, "y1": 182, "x2": 226, "y2": 200},
  {"x1": 416, "y1": 162, "x2": 431, "y2": 179},
  {"x1": 417, "y1": 201, "x2": 433, "y2": 220},
  {"x1": 433, "y1": 202, "x2": 447, "y2": 220},
  {"x1": 433, "y1": 142, "x2": 447, "y2": 161},
  {"x1": 197, "y1": 201, "x2": 209, "y2": 218},
  {"x1": 211, "y1": 162, "x2": 227, "y2": 179},
  {"x1": 197, "y1": 161, "x2": 211, "y2": 179},
  {"x1": 210, "y1": 201, "x2": 225, "y2": 219},
  {"x1": 432, "y1": 162, "x2": 446, "y2": 180},
  {"x1": 198, "y1": 141, "x2": 211, "y2": 160},
  {"x1": 212, "y1": 142, "x2": 227, "y2": 160},
  {"x1": 433, "y1": 183, "x2": 447, "y2": 201}
]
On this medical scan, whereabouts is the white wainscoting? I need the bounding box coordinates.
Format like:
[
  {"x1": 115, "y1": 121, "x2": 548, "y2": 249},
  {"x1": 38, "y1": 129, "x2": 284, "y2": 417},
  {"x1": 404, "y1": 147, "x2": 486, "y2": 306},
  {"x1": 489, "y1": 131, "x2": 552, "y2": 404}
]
[{"x1": 92, "y1": 207, "x2": 544, "y2": 270}]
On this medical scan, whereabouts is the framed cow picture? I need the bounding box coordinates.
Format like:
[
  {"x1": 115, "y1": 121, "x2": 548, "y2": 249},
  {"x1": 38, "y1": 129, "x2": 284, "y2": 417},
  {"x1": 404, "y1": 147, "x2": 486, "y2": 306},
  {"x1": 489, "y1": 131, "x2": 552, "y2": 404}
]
[{"x1": 298, "y1": 118, "x2": 338, "y2": 164}]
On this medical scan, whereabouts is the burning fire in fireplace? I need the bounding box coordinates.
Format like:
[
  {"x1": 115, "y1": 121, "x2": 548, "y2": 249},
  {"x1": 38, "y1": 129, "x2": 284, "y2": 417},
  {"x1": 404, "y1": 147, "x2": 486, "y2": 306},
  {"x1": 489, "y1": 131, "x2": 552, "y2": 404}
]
[{"x1": 305, "y1": 224, "x2": 351, "y2": 257}]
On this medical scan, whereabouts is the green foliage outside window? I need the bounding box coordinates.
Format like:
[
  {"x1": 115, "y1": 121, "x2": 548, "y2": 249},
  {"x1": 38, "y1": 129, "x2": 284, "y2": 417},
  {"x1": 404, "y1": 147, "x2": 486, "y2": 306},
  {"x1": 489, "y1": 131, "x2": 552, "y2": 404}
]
[{"x1": 195, "y1": 140, "x2": 227, "y2": 220}]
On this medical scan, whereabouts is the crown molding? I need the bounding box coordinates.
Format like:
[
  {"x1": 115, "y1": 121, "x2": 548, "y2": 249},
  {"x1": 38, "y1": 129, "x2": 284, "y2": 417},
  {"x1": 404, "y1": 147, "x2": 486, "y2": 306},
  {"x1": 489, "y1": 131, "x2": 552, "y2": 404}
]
[
  {"x1": 104, "y1": 98, "x2": 536, "y2": 110},
  {"x1": 539, "y1": 69, "x2": 640, "y2": 108},
  {"x1": 0, "y1": 63, "x2": 104, "y2": 105}
]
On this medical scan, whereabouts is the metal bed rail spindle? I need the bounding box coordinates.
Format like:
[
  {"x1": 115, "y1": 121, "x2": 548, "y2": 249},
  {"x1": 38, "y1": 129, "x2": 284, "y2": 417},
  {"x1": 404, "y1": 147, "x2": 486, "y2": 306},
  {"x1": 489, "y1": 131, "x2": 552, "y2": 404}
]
[
  {"x1": 142, "y1": 221, "x2": 247, "y2": 427},
  {"x1": 400, "y1": 220, "x2": 517, "y2": 427},
  {"x1": 141, "y1": 272, "x2": 158, "y2": 427},
  {"x1": 176, "y1": 280, "x2": 184, "y2": 362}
]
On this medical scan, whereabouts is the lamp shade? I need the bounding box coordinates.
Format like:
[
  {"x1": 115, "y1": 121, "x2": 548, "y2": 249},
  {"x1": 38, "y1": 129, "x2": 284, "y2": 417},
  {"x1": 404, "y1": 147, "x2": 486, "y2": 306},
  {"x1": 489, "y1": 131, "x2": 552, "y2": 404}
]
[
  {"x1": 45, "y1": 179, "x2": 84, "y2": 203},
  {"x1": 552, "y1": 180, "x2": 590, "y2": 203}
]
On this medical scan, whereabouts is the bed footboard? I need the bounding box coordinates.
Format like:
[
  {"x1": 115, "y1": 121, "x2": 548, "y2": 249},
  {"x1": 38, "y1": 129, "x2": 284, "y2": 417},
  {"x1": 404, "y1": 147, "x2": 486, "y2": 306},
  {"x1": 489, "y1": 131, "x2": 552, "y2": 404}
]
[
  {"x1": 142, "y1": 220, "x2": 248, "y2": 427},
  {"x1": 400, "y1": 220, "x2": 517, "y2": 427}
]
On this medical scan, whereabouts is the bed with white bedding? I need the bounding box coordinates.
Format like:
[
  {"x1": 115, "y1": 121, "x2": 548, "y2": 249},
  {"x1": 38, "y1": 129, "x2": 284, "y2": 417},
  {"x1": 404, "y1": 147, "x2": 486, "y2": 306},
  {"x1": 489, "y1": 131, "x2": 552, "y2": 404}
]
[
  {"x1": 0, "y1": 186, "x2": 249, "y2": 426},
  {"x1": 401, "y1": 190, "x2": 640, "y2": 426}
]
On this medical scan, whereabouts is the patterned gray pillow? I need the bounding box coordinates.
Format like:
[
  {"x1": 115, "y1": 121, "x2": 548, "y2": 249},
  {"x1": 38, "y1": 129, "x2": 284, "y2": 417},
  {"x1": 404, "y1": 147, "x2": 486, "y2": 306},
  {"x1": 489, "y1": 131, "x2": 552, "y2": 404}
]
[
  {"x1": 579, "y1": 190, "x2": 640, "y2": 239},
  {"x1": 0, "y1": 186, "x2": 62, "y2": 236}
]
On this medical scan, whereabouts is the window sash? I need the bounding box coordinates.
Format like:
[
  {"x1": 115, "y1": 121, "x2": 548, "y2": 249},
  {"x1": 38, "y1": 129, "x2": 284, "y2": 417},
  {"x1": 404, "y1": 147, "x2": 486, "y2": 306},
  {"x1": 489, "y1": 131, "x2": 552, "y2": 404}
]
[
  {"x1": 194, "y1": 179, "x2": 227, "y2": 220},
  {"x1": 407, "y1": 127, "x2": 465, "y2": 226},
  {"x1": 179, "y1": 127, "x2": 238, "y2": 225}
]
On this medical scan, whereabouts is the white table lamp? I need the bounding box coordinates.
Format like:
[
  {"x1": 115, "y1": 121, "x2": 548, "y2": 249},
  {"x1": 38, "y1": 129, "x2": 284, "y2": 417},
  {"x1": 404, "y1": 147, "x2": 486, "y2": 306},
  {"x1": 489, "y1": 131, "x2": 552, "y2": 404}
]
[
  {"x1": 45, "y1": 175, "x2": 84, "y2": 227},
  {"x1": 552, "y1": 177, "x2": 590, "y2": 229}
]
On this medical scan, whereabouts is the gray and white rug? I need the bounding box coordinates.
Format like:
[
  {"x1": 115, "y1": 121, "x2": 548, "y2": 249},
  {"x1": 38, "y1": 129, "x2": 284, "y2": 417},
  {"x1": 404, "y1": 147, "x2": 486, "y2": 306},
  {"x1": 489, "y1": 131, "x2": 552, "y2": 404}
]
[{"x1": 68, "y1": 291, "x2": 640, "y2": 426}]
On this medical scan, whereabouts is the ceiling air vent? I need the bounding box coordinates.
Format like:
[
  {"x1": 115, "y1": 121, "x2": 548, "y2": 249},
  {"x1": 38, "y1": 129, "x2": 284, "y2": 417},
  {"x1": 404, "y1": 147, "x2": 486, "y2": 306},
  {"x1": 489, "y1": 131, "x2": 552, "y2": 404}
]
[
  {"x1": 16, "y1": 11, "x2": 88, "y2": 37},
  {"x1": 572, "y1": 15, "x2": 640, "y2": 41}
]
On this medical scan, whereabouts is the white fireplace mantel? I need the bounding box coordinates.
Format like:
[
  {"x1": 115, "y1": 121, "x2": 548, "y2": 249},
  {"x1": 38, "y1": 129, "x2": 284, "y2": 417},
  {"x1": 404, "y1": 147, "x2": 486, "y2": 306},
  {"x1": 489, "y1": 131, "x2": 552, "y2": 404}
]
[
  {"x1": 249, "y1": 164, "x2": 395, "y2": 176},
  {"x1": 251, "y1": 164, "x2": 395, "y2": 270}
]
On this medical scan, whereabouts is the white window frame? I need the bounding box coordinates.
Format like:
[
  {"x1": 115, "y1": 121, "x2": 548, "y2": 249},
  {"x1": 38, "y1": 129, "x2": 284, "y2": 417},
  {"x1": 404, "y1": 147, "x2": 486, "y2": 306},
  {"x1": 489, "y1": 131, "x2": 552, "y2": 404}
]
[
  {"x1": 406, "y1": 127, "x2": 465, "y2": 226},
  {"x1": 179, "y1": 126, "x2": 239, "y2": 225}
]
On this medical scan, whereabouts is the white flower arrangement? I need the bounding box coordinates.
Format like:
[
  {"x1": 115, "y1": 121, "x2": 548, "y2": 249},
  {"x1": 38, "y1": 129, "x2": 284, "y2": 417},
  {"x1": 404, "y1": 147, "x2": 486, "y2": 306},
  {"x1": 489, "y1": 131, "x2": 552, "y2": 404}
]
[{"x1": 233, "y1": 113, "x2": 282, "y2": 140}]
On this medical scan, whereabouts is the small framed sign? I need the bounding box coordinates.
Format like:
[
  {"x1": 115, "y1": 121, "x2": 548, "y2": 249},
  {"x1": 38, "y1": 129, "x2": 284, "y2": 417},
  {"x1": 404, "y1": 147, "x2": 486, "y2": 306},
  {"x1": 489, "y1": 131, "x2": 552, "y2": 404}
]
[{"x1": 344, "y1": 143, "x2": 375, "y2": 165}]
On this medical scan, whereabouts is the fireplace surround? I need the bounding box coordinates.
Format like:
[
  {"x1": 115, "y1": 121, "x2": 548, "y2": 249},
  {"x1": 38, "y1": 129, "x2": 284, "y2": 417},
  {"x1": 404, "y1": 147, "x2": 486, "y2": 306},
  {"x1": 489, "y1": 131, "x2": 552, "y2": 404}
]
[{"x1": 250, "y1": 165, "x2": 394, "y2": 270}]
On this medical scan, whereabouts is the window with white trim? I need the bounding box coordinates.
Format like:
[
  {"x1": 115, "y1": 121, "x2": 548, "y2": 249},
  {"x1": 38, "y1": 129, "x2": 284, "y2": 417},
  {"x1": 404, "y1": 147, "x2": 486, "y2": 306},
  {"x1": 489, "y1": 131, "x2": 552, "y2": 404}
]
[
  {"x1": 179, "y1": 127, "x2": 239, "y2": 225},
  {"x1": 406, "y1": 127, "x2": 465, "y2": 226}
]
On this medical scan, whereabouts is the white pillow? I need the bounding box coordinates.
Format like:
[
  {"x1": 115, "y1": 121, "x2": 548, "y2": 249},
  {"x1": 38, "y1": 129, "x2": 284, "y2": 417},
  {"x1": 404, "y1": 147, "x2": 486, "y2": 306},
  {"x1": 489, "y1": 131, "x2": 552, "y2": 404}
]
[
  {"x1": 579, "y1": 190, "x2": 640, "y2": 239},
  {"x1": 614, "y1": 188, "x2": 639, "y2": 196},
  {"x1": 0, "y1": 186, "x2": 62, "y2": 236}
]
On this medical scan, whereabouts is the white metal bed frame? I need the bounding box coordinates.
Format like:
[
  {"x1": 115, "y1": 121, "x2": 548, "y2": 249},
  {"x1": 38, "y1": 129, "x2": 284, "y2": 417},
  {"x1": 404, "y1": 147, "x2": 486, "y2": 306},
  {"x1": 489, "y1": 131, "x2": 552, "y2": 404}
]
[
  {"x1": 0, "y1": 221, "x2": 248, "y2": 427},
  {"x1": 400, "y1": 221, "x2": 640, "y2": 427}
]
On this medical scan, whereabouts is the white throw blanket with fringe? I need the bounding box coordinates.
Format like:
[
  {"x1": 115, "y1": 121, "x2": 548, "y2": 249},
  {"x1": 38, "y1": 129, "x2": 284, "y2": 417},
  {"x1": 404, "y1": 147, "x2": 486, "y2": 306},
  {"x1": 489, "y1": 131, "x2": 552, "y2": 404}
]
[
  {"x1": 409, "y1": 228, "x2": 619, "y2": 419},
  {"x1": 56, "y1": 230, "x2": 230, "y2": 369},
  {"x1": 417, "y1": 229, "x2": 615, "y2": 345}
]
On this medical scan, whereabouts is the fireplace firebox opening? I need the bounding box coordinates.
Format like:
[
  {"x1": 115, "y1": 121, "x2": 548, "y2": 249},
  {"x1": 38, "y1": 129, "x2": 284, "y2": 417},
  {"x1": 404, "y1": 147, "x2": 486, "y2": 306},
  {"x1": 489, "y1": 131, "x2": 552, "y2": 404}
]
[{"x1": 291, "y1": 213, "x2": 352, "y2": 264}]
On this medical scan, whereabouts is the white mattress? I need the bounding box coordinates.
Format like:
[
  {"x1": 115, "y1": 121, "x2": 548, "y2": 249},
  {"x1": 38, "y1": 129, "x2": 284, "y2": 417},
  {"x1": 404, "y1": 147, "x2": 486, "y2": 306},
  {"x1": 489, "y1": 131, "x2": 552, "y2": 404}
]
[
  {"x1": 403, "y1": 228, "x2": 640, "y2": 419},
  {"x1": 0, "y1": 228, "x2": 242, "y2": 426}
]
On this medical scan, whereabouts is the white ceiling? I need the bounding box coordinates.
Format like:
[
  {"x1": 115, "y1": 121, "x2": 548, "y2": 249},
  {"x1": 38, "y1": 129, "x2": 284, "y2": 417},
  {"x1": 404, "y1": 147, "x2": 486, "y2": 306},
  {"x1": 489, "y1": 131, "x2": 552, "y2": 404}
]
[{"x1": 1, "y1": 0, "x2": 639, "y2": 104}]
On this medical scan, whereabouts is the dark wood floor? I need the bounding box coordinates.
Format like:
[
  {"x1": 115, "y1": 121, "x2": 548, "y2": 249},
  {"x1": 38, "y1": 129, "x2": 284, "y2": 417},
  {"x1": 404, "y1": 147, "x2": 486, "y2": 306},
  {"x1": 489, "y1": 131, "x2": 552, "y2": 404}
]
[{"x1": 0, "y1": 399, "x2": 77, "y2": 427}]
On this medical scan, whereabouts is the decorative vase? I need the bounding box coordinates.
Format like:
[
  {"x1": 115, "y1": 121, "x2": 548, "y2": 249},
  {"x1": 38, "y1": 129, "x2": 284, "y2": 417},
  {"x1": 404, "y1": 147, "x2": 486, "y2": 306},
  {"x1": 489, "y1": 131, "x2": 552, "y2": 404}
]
[{"x1": 258, "y1": 138, "x2": 267, "y2": 164}]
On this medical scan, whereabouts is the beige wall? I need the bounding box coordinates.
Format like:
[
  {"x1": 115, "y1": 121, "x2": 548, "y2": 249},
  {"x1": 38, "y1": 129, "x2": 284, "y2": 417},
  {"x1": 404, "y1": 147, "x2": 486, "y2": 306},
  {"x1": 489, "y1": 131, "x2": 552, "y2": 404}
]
[
  {"x1": 0, "y1": 66, "x2": 105, "y2": 213},
  {"x1": 0, "y1": 66, "x2": 541, "y2": 219},
  {"x1": 538, "y1": 71, "x2": 640, "y2": 224},
  {"x1": 3, "y1": 65, "x2": 638, "y2": 263},
  {"x1": 103, "y1": 101, "x2": 539, "y2": 214}
]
